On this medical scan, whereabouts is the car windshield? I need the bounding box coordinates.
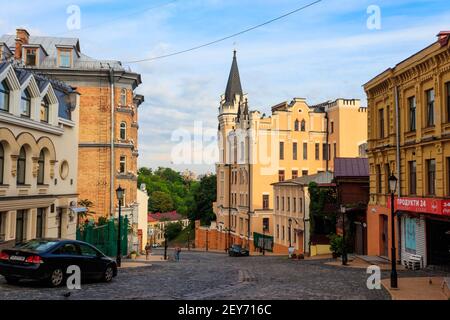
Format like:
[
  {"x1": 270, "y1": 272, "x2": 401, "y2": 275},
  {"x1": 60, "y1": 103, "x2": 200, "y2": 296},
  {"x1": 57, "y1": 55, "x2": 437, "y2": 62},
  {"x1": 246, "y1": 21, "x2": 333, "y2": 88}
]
[{"x1": 16, "y1": 240, "x2": 59, "y2": 252}]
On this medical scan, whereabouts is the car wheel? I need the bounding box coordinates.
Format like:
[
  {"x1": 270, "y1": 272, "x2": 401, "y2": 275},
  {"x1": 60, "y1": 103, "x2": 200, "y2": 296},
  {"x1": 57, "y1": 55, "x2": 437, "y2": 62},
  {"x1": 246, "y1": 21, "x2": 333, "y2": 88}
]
[
  {"x1": 48, "y1": 268, "x2": 64, "y2": 287},
  {"x1": 103, "y1": 265, "x2": 114, "y2": 283},
  {"x1": 5, "y1": 276, "x2": 20, "y2": 285}
]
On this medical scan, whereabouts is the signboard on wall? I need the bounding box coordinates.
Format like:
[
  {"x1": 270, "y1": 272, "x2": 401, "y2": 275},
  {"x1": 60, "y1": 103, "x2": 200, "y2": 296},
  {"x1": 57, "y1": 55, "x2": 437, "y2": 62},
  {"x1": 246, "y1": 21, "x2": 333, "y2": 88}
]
[{"x1": 389, "y1": 197, "x2": 450, "y2": 216}]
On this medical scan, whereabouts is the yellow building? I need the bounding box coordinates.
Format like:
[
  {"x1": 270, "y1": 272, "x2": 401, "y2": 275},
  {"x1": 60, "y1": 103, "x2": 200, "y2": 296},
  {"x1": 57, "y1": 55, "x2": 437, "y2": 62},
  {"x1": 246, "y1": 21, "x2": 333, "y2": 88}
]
[
  {"x1": 201, "y1": 51, "x2": 368, "y2": 253},
  {"x1": 364, "y1": 31, "x2": 450, "y2": 268}
]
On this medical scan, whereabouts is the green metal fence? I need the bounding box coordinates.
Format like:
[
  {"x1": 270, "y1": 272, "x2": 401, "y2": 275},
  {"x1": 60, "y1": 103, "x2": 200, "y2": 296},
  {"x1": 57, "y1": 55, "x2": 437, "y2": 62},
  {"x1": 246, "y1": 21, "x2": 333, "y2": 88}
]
[{"x1": 76, "y1": 216, "x2": 128, "y2": 257}]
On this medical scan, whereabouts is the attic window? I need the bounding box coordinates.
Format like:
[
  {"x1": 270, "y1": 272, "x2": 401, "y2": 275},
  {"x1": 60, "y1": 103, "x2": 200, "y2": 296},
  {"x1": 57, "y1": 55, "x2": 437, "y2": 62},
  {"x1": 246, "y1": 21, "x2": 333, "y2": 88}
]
[
  {"x1": 25, "y1": 48, "x2": 37, "y2": 66},
  {"x1": 59, "y1": 49, "x2": 71, "y2": 68}
]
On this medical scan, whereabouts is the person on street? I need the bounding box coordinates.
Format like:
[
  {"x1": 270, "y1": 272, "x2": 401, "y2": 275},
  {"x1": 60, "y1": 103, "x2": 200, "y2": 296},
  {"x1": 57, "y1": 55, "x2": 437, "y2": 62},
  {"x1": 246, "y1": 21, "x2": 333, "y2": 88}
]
[
  {"x1": 175, "y1": 246, "x2": 181, "y2": 261},
  {"x1": 145, "y1": 243, "x2": 152, "y2": 260}
]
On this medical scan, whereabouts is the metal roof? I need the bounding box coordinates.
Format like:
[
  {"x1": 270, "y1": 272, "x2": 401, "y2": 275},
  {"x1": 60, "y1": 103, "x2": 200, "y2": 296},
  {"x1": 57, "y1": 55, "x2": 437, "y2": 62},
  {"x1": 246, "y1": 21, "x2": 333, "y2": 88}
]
[{"x1": 334, "y1": 157, "x2": 369, "y2": 178}]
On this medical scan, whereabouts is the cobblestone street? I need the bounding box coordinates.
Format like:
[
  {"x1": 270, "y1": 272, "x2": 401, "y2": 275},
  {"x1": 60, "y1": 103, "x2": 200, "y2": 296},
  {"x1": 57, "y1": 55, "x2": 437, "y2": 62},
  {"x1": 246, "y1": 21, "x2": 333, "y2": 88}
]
[{"x1": 0, "y1": 249, "x2": 444, "y2": 300}]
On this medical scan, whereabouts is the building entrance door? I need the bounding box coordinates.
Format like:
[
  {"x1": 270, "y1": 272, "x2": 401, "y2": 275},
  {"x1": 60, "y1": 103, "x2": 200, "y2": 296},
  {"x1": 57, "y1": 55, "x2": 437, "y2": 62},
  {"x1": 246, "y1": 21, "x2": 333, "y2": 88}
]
[
  {"x1": 380, "y1": 215, "x2": 388, "y2": 257},
  {"x1": 426, "y1": 218, "x2": 450, "y2": 267}
]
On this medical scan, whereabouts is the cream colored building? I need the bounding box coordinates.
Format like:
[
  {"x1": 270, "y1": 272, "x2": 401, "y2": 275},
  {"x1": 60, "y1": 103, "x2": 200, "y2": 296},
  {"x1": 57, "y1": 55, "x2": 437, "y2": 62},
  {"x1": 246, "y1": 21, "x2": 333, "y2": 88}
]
[
  {"x1": 210, "y1": 52, "x2": 368, "y2": 253},
  {"x1": 0, "y1": 61, "x2": 80, "y2": 248},
  {"x1": 135, "y1": 184, "x2": 149, "y2": 252}
]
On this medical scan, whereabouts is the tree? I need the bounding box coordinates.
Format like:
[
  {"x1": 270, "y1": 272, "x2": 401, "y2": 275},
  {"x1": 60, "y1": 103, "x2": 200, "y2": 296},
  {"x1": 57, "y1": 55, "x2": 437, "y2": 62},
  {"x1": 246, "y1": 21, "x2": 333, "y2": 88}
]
[
  {"x1": 77, "y1": 199, "x2": 95, "y2": 227},
  {"x1": 190, "y1": 174, "x2": 217, "y2": 225},
  {"x1": 149, "y1": 191, "x2": 174, "y2": 213},
  {"x1": 165, "y1": 222, "x2": 183, "y2": 241}
]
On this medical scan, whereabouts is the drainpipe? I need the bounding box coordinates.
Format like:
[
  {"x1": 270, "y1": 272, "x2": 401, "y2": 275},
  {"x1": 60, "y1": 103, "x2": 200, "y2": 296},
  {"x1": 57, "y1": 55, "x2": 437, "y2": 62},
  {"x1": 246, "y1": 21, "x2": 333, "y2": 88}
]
[
  {"x1": 109, "y1": 67, "x2": 115, "y2": 218},
  {"x1": 394, "y1": 85, "x2": 401, "y2": 261}
]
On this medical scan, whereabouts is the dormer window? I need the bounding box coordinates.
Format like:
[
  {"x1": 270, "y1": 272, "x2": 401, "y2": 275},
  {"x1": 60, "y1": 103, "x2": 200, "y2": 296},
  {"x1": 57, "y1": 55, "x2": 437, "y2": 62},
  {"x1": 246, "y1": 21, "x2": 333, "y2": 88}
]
[
  {"x1": 21, "y1": 89, "x2": 31, "y2": 117},
  {"x1": 59, "y1": 49, "x2": 71, "y2": 68},
  {"x1": 40, "y1": 96, "x2": 49, "y2": 123},
  {"x1": 25, "y1": 48, "x2": 37, "y2": 66},
  {"x1": 0, "y1": 80, "x2": 10, "y2": 112}
]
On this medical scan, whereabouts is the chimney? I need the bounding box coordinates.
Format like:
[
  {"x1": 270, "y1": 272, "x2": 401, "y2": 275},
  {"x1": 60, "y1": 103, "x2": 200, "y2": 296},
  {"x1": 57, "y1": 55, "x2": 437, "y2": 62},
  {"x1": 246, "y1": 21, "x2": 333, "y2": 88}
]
[
  {"x1": 437, "y1": 31, "x2": 450, "y2": 47},
  {"x1": 15, "y1": 28, "x2": 30, "y2": 60}
]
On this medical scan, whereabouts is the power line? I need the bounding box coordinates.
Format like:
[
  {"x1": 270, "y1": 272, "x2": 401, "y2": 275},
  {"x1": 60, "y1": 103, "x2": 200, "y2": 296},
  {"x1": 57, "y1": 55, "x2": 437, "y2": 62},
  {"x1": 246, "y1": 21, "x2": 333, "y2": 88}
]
[{"x1": 124, "y1": 0, "x2": 322, "y2": 64}]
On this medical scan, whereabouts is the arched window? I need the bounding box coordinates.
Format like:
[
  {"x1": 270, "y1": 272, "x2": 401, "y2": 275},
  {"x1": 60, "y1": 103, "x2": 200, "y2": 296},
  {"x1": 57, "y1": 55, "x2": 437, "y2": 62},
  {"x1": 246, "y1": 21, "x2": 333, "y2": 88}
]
[
  {"x1": 294, "y1": 119, "x2": 299, "y2": 131},
  {"x1": 119, "y1": 156, "x2": 126, "y2": 174},
  {"x1": 21, "y1": 89, "x2": 31, "y2": 117},
  {"x1": 301, "y1": 119, "x2": 306, "y2": 132},
  {"x1": 120, "y1": 122, "x2": 127, "y2": 140},
  {"x1": 37, "y1": 150, "x2": 45, "y2": 185},
  {"x1": 0, "y1": 143, "x2": 4, "y2": 184},
  {"x1": 40, "y1": 96, "x2": 49, "y2": 123},
  {"x1": 0, "y1": 80, "x2": 10, "y2": 112},
  {"x1": 17, "y1": 147, "x2": 26, "y2": 185},
  {"x1": 120, "y1": 89, "x2": 127, "y2": 106}
]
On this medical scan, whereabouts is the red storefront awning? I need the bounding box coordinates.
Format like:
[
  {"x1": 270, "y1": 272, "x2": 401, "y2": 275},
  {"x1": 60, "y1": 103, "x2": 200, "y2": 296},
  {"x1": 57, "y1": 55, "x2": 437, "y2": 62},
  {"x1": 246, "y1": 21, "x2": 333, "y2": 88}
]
[{"x1": 388, "y1": 196, "x2": 450, "y2": 216}]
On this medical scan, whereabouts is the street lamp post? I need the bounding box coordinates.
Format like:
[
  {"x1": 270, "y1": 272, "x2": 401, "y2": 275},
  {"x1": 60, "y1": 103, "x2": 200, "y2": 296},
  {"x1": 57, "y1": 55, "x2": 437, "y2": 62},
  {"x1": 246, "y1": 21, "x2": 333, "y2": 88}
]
[
  {"x1": 164, "y1": 230, "x2": 168, "y2": 260},
  {"x1": 389, "y1": 173, "x2": 398, "y2": 289},
  {"x1": 115, "y1": 186, "x2": 125, "y2": 268},
  {"x1": 340, "y1": 205, "x2": 347, "y2": 265}
]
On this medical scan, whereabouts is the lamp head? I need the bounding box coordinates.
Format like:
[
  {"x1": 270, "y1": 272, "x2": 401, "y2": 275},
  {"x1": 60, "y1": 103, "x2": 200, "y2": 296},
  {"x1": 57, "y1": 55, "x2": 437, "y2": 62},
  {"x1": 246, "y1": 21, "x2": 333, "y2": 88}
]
[
  {"x1": 116, "y1": 185, "x2": 125, "y2": 201},
  {"x1": 388, "y1": 173, "x2": 398, "y2": 193}
]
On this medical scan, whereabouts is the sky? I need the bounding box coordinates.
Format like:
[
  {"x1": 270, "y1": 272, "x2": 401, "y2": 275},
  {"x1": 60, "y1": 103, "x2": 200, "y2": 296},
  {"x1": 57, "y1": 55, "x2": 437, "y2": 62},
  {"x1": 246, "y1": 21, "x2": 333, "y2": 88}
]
[{"x1": 1, "y1": 0, "x2": 450, "y2": 175}]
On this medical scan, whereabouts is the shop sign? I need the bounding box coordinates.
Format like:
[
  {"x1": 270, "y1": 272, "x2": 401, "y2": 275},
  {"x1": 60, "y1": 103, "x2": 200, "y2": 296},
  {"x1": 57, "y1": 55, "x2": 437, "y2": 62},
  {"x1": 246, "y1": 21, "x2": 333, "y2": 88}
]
[{"x1": 389, "y1": 197, "x2": 450, "y2": 216}]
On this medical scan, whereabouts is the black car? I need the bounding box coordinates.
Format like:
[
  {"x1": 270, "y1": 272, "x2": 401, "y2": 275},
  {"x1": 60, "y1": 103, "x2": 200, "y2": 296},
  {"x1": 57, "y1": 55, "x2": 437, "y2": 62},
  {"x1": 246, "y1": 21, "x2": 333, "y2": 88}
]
[
  {"x1": 0, "y1": 239, "x2": 117, "y2": 287},
  {"x1": 228, "y1": 244, "x2": 249, "y2": 257}
]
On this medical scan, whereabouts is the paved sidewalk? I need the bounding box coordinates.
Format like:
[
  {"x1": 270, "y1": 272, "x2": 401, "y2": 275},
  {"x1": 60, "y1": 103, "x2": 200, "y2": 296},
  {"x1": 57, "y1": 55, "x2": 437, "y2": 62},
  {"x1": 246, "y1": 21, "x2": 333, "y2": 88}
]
[{"x1": 381, "y1": 277, "x2": 449, "y2": 300}]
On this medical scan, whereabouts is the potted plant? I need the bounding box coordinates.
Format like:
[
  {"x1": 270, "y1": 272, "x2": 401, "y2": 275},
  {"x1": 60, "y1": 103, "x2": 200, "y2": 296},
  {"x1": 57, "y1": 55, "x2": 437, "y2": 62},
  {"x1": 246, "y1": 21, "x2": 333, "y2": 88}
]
[{"x1": 130, "y1": 251, "x2": 138, "y2": 260}]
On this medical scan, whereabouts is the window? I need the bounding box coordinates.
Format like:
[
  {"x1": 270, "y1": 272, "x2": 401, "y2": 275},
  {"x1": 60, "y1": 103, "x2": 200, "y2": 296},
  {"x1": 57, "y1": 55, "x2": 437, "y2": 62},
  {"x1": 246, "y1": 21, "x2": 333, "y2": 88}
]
[
  {"x1": 279, "y1": 142, "x2": 284, "y2": 160},
  {"x1": 281, "y1": 197, "x2": 285, "y2": 211},
  {"x1": 302, "y1": 170, "x2": 308, "y2": 176},
  {"x1": 293, "y1": 198, "x2": 296, "y2": 212},
  {"x1": 59, "y1": 50, "x2": 71, "y2": 68},
  {"x1": 20, "y1": 89, "x2": 31, "y2": 117},
  {"x1": 300, "y1": 120, "x2": 305, "y2": 131},
  {"x1": 408, "y1": 96, "x2": 416, "y2": 131},
  {"x1": 0, "y1": 80, "x2": 10, "y2": 112},
  {"x1": 409, "y1": 161, "x2": 416, "y2": 195},
  {"x1": 384, "y1": 164, "x2": 390, "y2": 193},
  {"x1": 263, "y1": 218, "x2": 269, "y2": 231},
  {"x1": 54, "y1": 243, "x2": 79, "y2": 255},
  {"x1": 379, "y1": 108, "x2": 384, "y2": 138},
  {"x1": 278, "y1": 170, "x2": 285, "y2": 182},
  {"x1": 386, "y1": 106, "x2": 390, "y2": 135},
  {"x1": 282, "y1": 226, "x2": 285, "y2": 240},
  {"x1": 315, "y1": 143, "x2": 320, "y2": 160},
  {"x1": 303, "y1": 143, "x2": 307, "y2": 160},
  {"x1": 294, "y1": 119, "x2": 299, "y2": 131},
  {"x1": 37, "y1": 150, "x2": 45, "y2": 185},
  {"x1": 120, "y1": 88, "x2": 127, "y2": 106},
  {"x1": 376, "y1": 165, "x2": 382, "y2": 194},
  {"x1": 25, "y1": 49, "x2": 37, "y2": 66},
  {"x1": 333, "y1": 143, "x2": 337, "y2": 159},
  {"x1": 293, "y1": 142, "x2": 297, "y2": 160},
  {"x1": 323, "y1": 143, "x2": 329, "y2": 161},
  {"x1": 299, "y1": 198, "x2": 303, "y2": 212},
  {"x1": 287, "y1": 197, "x2": 290, "y2": 212},
  {"x1": 292, "y1": 170, "x2": 298, "y2": 179},
  {"x1": 119, "y1": 156, "x2": 126, "y2": 174},
  {"x1": 120, "y1": 122, "x2": 127, "y2": 140},
  {"x1": 276, "y1": 196, "x2": 279, "y2": 210},
  {"x1": 276, "y1": 224, "x2": 279, "y2": 238},
  {"x1": 79, "y1": 244, "x2": 100, "y2": 257},
  {"x1": 36, "y1": 208, "x2": 45, "y2": 239},
  {"x1": 427, "y1": 159, "x2": 436, "y2": 195},
  {"x1": 330, "y1": 121, "x2": 334, "y2": 133},
  {"x1": 0, "y1": 144, "x2": 3, "y2": 184},
  {"x1": 17, "y1": 146, "x2": 26, "y2": 185},
  {"x1": 15, "y1": 210, "x2": 26, "y2": 244},
  {"x1": 263, "y1": 195, "x2": 269, "y2": 210},
  {"x1": 426, "y1": 89, "x2": 435, "y2": 127},
  {"x1": 40, "y1": 96, "x2": 49, "y2": 123},
  {"x1": 447, "y1": 82, "x2": 450, "y2": 122}
]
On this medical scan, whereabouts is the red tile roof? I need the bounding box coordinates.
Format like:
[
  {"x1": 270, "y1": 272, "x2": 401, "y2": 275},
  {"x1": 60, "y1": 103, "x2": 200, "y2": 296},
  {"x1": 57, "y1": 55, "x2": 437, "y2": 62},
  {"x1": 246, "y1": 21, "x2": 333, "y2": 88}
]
[
  {"x1": 334, "y1": 157, "x2": 369, "y2": 178},
  {"x1": 147, "y1": 211, "x2": 184, "y2": 223}
]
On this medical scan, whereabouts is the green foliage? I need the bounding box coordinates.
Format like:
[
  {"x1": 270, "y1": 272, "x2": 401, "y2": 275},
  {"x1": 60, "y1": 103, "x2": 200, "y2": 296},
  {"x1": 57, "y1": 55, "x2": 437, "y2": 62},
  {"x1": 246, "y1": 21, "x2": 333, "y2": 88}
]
[
  {"x1": 329, "y1": 233, "x2": 343, "y2": 256},
  {"x1": 165, "y1": 222, "x2": 183, "y2": 241},
  {"x1": 138, "y1": 167, "x2": 216, "y2": 224},
  {"x1": 77, "y1": 199, "x2": 95, "y2": 226},
  {"x1": 308, "y1": 182, "x2": 337, "y2": 236},
  {"x1": 190, "y1": 174, "x2": 217, "y2": 225},
  {"x1": 97, "y1": 216, "x2": 108, "y2": 226}
]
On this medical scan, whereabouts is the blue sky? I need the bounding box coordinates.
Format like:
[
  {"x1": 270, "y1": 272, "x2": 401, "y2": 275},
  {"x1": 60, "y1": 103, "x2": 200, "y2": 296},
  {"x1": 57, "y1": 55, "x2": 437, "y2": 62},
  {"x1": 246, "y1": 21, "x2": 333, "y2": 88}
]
[{"x1": 1, "y1": 0, "x2": 450, "y2": 174}]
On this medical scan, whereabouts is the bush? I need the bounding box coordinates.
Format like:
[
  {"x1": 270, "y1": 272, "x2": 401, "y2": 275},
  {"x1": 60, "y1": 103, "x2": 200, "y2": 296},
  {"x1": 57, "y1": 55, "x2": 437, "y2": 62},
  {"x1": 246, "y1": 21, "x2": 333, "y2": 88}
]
[{"x1": 329, "y1": 233, "x2": 343, "y2": 257}]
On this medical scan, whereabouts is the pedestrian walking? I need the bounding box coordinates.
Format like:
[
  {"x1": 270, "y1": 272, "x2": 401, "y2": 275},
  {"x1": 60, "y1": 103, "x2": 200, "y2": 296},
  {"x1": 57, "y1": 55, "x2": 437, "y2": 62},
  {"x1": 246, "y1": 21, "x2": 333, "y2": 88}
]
[
  {"x1": 145, "y1": 243, "x2": 152, "y2": 260},
  {"x1": 175, "y1": 246, "x2": 181, "y2": 261}
]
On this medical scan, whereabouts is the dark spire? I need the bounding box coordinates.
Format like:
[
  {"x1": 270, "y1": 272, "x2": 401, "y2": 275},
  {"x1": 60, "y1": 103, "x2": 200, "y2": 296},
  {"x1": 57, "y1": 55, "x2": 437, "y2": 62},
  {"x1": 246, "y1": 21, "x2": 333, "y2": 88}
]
[{"x1": 224, "y1": 50, "x2": 243, "y2": 104}]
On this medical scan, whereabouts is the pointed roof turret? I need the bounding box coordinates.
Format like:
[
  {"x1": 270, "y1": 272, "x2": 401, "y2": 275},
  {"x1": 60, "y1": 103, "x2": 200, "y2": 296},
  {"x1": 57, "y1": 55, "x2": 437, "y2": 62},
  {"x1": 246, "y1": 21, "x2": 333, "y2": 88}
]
[{"x1": 224, "y1": 50, "x2": 243, "y2": 104}]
